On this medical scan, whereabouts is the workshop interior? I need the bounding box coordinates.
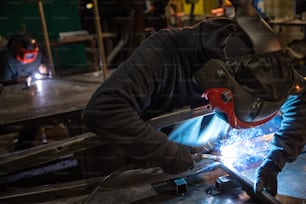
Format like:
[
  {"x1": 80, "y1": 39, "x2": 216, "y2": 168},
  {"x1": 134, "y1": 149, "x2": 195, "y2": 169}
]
[{"x1": 0, "y1": 0, "x2": 305, "y2": 203}]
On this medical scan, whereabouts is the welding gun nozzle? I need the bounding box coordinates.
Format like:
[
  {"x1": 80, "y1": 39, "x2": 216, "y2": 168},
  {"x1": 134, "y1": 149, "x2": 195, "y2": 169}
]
[{"x1": 193, "y1": 153, "x2": 221, "y2": 162}]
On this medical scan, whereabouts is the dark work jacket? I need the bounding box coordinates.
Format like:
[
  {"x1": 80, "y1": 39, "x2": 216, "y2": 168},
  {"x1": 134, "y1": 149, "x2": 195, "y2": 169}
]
[
  {"x1": 82, "y1": 18, "x2": 306, "y2": 166},
  {"x1": 0, "y1": 49, "x2": 42, "y2": 84}
]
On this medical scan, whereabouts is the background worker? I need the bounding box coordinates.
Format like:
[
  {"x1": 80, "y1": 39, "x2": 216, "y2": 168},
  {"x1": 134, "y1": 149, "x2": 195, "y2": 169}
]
[
  {"x1": 0, "y1": 32, "x2": 49, "y2": 86},
  {"x1": 82, "y1": 0, "x2": 306, "y2": 198}
]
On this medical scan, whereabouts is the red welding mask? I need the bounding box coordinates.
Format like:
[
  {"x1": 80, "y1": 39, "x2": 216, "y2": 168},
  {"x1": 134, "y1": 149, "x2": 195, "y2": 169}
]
[
  {"x1": 194, "y1": 56, "x2": 304, "y2": 129},
  {"x1": 7, "y1": 32, "x2": 39, "y2": 64},
  {"x1": 16, "y1": 44, "x2": 39, "y2": 64},
  {"x1": 194, "y1": 0, "x2": 305, "y2": 129}
]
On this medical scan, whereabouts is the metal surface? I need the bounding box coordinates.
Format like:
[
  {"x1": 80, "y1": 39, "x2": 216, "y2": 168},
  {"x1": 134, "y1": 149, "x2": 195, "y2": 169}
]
[
  {"x1": 81, "y1": 154, "x2": 305, "y2": 204},
  {"x1": 149, "y1": 106, "x2": 213, "y2": 128},
  {"x1": 59, "y1": 70, "x2": 115, "y2": 84},
  {"x1": 0, "y1": 78, "x2": 99, "y2": 127},
  {"x1": 0, "y1": 132, "x2": 104, "y2": 174},
  {"x1": 0, "y1": 106, "x2": 213, "y2": 175},
  {"x1": 219, "y1": 162, "x2": 282, "y2": 204},
  {"x1": 0, "y1": 159, "x2": 221, "y2": 203},
  {"x1": 217, "y1": 132, "x2": 306, "y2": 202},
  {"x1": 1, "y1": 140, "x2": 305, "y2": 204}
]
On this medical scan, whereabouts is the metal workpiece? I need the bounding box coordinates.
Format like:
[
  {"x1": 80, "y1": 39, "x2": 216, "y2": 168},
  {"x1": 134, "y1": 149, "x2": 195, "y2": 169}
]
[
  {"x1": 193, "y1": 153, "x2": 221, "y2": 162},
  {"x1": 0, "y1": 106, "x2": 214, "y2": 175},
  {"x1": 149, "y1": 106, "x2": 214, "y2": 129},
  {"x1": 219, "y1": 162, "x2": 282, "y2": 204},
  {"x1": 191, "y1": 157, "x2": 282, "y2": 204},
  {"x1": 192, "y1": 153, "x2": 283, "y2": 204},
  {"x1": 1, "y1": 153, "x2": 304, "y2": 204},
  {"x1": 0, "y1": 132, "x2": 104, "y2": 174}
]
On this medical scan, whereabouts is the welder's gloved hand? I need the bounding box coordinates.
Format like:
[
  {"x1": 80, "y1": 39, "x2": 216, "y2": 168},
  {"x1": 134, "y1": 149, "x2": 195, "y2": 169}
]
[
  {"x1": 254, "y1": 150, "x2": 287, "y2": 196},
  {"x1": 16, "y1": 76, "x2": 29, "y2": 84},
  {"x1": 161, "y1": 143, "x2": 194, "y2": 174},
  {"x1": 254, "y1": 159, "x2": 281, "y2": 197}
]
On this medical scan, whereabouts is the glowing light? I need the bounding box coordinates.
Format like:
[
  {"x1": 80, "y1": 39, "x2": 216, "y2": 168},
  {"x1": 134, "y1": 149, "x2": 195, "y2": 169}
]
[
  {"x1": 294, "y1": 84, "x2": 301, "y2": 92},
  {"x1": 34, "y1": 73, "x2": 43, "y2": 79},
  {"x1": 86, "y1": 3, "x2": 93, "y2": 9},
  {"x1": 168, "y1": 111, "x2": 282, "y2": 171},
  {"x1": 217, "y1": 113, "x2": 282, "y2": 170},
  {"x1": 35, "y1": 79, "x2": 43, "y2": 92}
]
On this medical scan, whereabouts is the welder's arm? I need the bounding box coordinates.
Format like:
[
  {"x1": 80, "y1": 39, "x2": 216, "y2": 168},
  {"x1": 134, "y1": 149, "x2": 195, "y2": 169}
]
[
  {"x1": 0, "y1": 60, "x2": 17, "y2": 85},
  {"x1": 255, "y1": 93, "x2": 306, "y2": 196},
  {"x1": 82, "y1": 48, "x2": 194, "y2": 174},
  {"x1": 271, "y1": 94, "x2": 306, "y2": 164}
]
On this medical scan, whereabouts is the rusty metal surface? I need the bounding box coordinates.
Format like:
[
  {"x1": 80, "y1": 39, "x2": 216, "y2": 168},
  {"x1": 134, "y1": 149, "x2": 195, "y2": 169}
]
[{"x1": 0, "y1": 78, "x2": 99, "y2": 126}]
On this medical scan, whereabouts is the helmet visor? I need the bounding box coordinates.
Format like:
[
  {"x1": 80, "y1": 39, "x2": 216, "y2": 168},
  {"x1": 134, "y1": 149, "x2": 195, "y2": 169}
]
[{"x1": 16, "y1": 47, "x2": 39, "y2": 64}]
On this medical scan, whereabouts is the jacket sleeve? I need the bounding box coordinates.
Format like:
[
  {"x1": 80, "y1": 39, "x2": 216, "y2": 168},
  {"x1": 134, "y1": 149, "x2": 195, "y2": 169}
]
[
  {"x1": 81, "y1": 19, "x2": 228, "y2": 163},
  {"x1": 268, "y1": 93, "x2": 306, "y2": 169},
  {"x1": 82, "y1": 34, "x2": 181, "y2": 162},
  {"x1": 0, "y1": 56, "x2": 17, "y2": 85}
]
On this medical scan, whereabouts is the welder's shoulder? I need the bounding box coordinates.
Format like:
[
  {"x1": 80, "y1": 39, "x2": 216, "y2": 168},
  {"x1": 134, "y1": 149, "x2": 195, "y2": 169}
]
[
  {"x1": 141, "y1": 29, "x2": 179, "y2": 48},
  {"x1": 130, "y1": 30, "x2": 178, "y2": 65},
  {"x1": 200, "y1": 17, "x2": 233, "y2": 27},
  {"x1": 155, "y1": 18, "x2": 232, "y2": 47}
]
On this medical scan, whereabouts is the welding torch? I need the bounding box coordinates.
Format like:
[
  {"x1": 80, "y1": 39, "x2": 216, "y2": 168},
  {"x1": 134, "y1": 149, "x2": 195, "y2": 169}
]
[{"x1": 192, "y1": 153, "x2": 221, "y2": 162}]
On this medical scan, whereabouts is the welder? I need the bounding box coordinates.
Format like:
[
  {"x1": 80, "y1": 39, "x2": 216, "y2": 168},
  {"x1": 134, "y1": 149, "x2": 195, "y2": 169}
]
[
  {"x1": 0, "y1": 32, "x2": 48, "y2": 86},
  {"x1": 82, "y1": 0, "x2": 306, "y2": 198}
]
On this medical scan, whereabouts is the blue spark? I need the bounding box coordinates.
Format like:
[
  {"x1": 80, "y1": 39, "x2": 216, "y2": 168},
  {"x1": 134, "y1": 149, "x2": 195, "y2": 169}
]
[
  {"x1": 217, "y1": 113, "x2": 282, "y2": 170},
  {"x1": 168, "y1": 111, "x2": 282, "y2": 170}
]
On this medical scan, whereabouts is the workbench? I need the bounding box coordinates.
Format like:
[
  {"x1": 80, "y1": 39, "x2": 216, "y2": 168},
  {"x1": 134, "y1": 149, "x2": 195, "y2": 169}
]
[
  {"x1": 0, "y1": 78, "x2": 99, "y2": 135},
  {"x1": 59, "y1": 69, "x2": 116, "y2": 84}
]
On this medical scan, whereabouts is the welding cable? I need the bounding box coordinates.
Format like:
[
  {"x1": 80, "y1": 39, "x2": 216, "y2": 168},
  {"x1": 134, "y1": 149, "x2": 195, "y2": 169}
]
[{"x1": 82, "y1": 163, "x2": 134, "y2": 204}]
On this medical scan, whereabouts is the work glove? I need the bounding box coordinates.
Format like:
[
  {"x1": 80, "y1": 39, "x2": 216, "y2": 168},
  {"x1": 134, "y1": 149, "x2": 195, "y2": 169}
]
[
  {"x1": 160, "y1": 143, "x2": 194, "y2": 174},
  {"x1": 254, "y1": 159, "x2": 280, "y2": 196},
  {"x1": 254, "y1": 150, "x2": 287, "y2": 196},
  {"x1": 16, "y1": 76, "x2": 29, "y2": 84}
]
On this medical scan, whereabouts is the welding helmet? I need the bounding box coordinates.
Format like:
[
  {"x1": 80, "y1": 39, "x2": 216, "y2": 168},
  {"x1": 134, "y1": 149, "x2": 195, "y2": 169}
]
[
  {"x1": 194, "y1": 0, "x2": 305, "y2": 129},
  {"x1": 7, "y1": 32, "x2": 39, "y2": 64}
]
